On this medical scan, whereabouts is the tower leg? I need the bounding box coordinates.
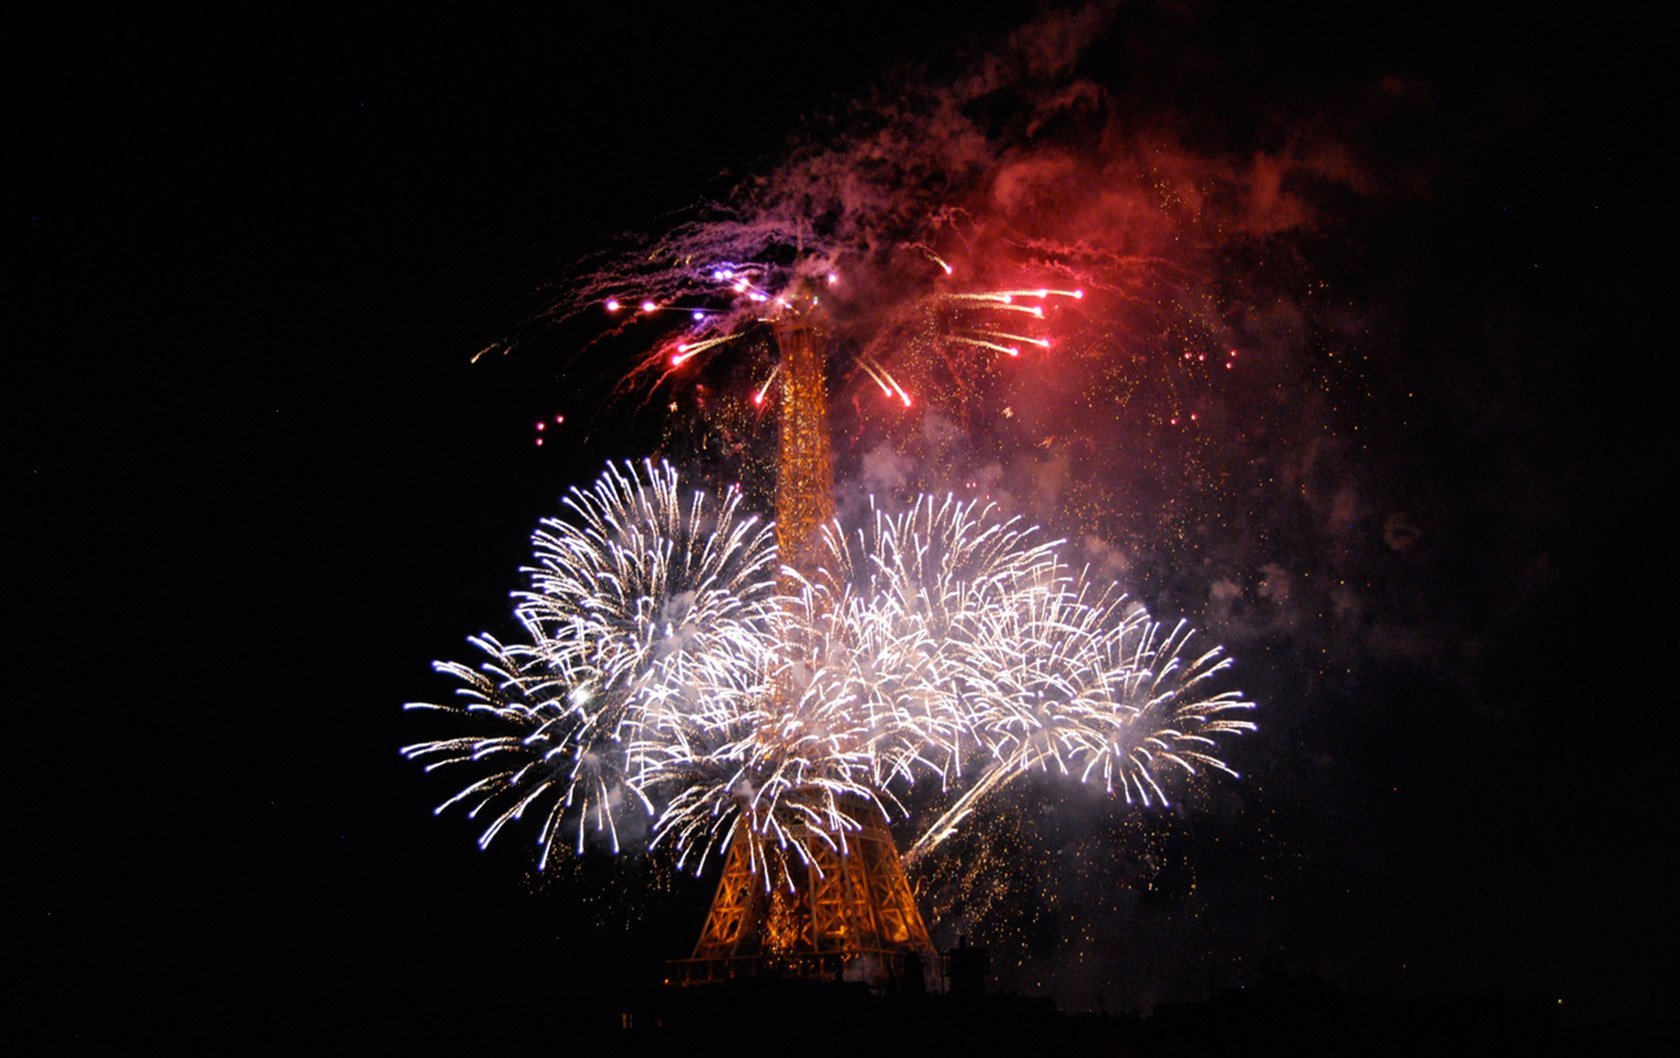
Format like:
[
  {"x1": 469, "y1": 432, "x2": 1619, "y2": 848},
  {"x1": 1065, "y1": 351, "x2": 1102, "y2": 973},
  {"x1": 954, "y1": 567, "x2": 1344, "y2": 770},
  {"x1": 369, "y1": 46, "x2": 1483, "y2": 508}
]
[{"x1": 675, "y1": 805, "x2": 936, "y2": 987}]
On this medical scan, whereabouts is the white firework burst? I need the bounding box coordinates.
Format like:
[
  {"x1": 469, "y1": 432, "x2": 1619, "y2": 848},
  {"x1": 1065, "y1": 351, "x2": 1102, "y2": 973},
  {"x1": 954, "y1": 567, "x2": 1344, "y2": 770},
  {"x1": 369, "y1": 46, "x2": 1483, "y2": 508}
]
[{"x1": 405, "y1": 462, "x2": 1254, "y2": 880}]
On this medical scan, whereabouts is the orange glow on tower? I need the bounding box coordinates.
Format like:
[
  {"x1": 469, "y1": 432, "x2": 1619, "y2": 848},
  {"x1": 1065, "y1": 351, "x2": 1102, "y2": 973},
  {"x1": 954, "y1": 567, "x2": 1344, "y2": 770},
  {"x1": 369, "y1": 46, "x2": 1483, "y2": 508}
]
[{"x1": 674, "y1": 282, "x2": 937, "y2": 988}]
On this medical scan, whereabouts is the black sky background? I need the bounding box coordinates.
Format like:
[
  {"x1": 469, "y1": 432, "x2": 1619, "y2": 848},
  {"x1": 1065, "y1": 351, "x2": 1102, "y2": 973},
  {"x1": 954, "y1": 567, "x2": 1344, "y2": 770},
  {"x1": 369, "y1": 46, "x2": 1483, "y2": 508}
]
[{"x1": 10, "y1": 2, "x2": 1671, "y2": 1045}]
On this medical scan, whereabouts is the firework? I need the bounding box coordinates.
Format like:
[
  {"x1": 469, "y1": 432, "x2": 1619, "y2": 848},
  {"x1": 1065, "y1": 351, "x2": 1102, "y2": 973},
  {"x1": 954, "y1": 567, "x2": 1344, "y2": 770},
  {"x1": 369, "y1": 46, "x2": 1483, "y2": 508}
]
[
  {"x1": 402, "y1": 459, "x2": 777, "y2": 864},
  {"x1": 405, "y1": 463, "x2": 1253, "y2": 879},
  {"x1": 515, "y1": 23, "x2": 1236, "y2": 443},
  {"x1": 905, "y1": 581, "x2": 1255, "y2": 864}
]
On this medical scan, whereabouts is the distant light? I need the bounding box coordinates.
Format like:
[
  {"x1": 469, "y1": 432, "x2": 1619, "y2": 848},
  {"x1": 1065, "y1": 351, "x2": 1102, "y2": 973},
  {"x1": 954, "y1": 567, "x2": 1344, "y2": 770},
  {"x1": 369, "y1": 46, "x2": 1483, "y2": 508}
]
[
  {"x1": 1073, "y1": 289, "x2": 1085, "y2": 299},
  {"x1": 604, "y1": 298, "x2": 621, "y2": 312},
  {"x1": 826, "y1": 272, "x2": 838, "y2": 285},
  {"x1": 555, "y1": 415, "x2": 564, "y2": 424},
  {"x1": 536, "y1": 421, "x2": 545, "y2": 431},
  {"x1": 732, "y1": 280, "x2": 748, "y2": 293},
  {"x1": 692, "y1": 310, "x2": 705, "y2": 321},
  {"x1": 752, "y1": 392, "x2": 764, "y2": 406},
  {"x1": 640, "y1": 300, "x2": 657, "y2": 313},
  {"x1": 535, "y1": 437, "x2": 544, "y2": 446},
  {"x1": 1007, "y1": 347, "x2": 1020, "y2": 357}
]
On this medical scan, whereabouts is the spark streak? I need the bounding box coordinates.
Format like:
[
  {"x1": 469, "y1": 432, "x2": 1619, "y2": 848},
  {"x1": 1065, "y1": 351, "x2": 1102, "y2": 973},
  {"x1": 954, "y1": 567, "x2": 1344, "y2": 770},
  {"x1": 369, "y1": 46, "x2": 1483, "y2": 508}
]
[
  {"x1": 952, "y1": 336, "x2": 1022, "y2": 357},
  {"x1": 859, "y1": 358, "x2": 912, "y2": 406},
  {"x1": 670, "y1": 334, "x2": 740, "y2": 366},
  {"x1": 977, "y1": 331, "x2": 1051, "y2": 349},
  {"x1": 753, "y1": 364, "x2": 780, "y2": 406}
]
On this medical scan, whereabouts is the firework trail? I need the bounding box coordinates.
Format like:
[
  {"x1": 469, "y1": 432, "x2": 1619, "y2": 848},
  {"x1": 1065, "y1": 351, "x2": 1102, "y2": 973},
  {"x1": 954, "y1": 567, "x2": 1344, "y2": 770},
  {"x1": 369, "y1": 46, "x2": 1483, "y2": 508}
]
[{"x1": 405, "y1": 462, "x2": 1253, "y2": 880}]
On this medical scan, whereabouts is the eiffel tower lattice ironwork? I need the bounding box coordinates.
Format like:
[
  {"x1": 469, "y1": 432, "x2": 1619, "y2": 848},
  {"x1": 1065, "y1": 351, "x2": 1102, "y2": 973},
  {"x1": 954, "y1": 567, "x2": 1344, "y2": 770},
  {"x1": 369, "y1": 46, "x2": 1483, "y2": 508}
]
[{"x1": 672, "y1": 290, "x2": 938, "y2": 987}]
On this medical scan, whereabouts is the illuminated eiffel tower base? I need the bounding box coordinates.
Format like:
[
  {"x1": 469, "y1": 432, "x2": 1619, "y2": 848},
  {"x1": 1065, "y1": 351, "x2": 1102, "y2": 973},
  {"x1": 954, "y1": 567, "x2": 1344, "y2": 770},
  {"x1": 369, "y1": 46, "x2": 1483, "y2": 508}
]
[
  {"x1": 674, "y1": 807, "x2": 936, "y2": 986},
  {"x1": 672, "y1": 305, "x2": 937, "y2": 987}
]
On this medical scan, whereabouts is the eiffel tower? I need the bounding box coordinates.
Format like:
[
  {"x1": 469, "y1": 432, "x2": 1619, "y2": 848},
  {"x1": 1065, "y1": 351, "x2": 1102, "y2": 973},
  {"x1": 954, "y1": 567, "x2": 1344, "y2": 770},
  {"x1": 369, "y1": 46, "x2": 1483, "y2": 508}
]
[{"x1": 672, "y1": 286, "x2": 938, "y2": 987}]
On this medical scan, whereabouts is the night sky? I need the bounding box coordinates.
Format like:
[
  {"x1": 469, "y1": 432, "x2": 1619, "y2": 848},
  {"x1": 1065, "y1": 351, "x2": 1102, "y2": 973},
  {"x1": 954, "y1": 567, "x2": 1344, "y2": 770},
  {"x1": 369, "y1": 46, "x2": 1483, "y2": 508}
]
[{"x1": 11, "y1": 2, "x2": 1670, "y2": 1045}]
